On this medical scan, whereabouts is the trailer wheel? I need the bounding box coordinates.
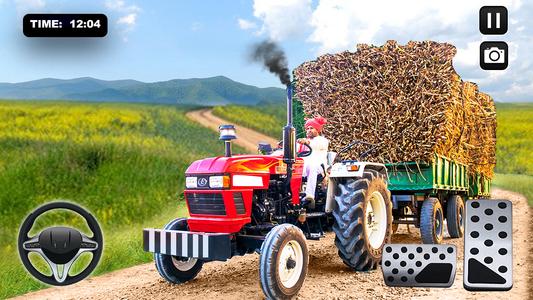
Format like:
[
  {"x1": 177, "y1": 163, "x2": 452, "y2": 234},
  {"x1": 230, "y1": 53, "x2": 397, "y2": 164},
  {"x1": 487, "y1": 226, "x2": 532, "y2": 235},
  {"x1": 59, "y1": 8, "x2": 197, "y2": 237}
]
[
  {"x1": 259, "y1": 224, "x2": 309, "y2": 300},
  {"x1": 332, "y1": 174, "x2": 392, "y2": 271},
  {"x1": 420, "y1": 198, "x2": 444, "y2": 244},
  {"x1": 154, "y1": 218, "x2": 204, "y2": 284},
  {"x1": 446, "y1": 195, "x2": 464, "y2": 238}
]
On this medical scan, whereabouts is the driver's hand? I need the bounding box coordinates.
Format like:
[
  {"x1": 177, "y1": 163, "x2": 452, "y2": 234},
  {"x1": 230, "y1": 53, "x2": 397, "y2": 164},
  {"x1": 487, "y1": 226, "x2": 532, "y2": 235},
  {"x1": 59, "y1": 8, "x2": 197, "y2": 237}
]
[{"x1": 297, "y1": 138, "x2": 309, "y2": 145}]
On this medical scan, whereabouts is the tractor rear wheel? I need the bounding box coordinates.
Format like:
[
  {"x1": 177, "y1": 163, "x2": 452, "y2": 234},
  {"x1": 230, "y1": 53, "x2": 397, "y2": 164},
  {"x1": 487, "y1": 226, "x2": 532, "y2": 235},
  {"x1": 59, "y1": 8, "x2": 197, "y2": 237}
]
[
  {"x1": 446, "y1": 195, "x2": 465, "y2": 238},
  {"x1": 332, "y1": 172, "x2": 392, "y2": 271},
  {"x1": 259, "y1": 224, "x2": 309, "y2": 300},
  {"x1": 420, "y1": 198, "x2": 444, "y2": 244},
  {"x1": 154, "y1": 218, "x2": 204, "y2": 284}
]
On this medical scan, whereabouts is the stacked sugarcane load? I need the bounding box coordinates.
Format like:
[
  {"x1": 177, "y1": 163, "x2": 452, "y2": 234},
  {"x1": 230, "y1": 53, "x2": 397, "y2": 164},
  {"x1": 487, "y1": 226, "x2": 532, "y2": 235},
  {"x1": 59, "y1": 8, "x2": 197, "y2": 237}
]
[{"x1": 293, "y1": 40, "x2": 496, "y2": 178}]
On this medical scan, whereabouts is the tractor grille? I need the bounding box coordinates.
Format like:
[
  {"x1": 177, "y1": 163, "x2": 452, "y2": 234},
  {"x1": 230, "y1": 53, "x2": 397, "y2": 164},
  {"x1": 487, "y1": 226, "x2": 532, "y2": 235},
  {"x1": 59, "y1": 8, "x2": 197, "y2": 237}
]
[
  {"x1": 233, "y1": 192, "x2": 245, "y2": 215},
  {"x1": 186, "y1": 193, "x2": 226, "y2": 215}
]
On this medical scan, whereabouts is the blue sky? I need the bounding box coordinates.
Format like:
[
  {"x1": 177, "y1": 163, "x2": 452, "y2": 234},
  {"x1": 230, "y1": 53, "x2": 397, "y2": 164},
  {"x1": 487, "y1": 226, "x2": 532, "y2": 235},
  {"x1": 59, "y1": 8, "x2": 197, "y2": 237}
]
[{"x1": 0, "y1": 0, "x2": 531, "y2": 102}]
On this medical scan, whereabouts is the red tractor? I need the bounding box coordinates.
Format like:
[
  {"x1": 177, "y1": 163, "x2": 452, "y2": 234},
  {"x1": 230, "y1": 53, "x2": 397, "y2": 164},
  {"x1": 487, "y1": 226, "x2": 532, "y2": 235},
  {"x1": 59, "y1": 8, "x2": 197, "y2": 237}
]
[{"x1": 143, "y1": 86, "x2": 393, "y2": 299}]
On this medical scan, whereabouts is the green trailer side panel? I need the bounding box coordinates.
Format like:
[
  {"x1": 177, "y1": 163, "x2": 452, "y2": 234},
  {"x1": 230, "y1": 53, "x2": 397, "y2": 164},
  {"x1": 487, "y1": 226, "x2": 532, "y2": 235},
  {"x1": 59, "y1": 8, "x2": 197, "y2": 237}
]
[
  {"x1": 386, "y1": 154, "x2": 472, "y2": 193},
  {"x1": 469, "y1": 174, "x2": 491, "y2": 197}
]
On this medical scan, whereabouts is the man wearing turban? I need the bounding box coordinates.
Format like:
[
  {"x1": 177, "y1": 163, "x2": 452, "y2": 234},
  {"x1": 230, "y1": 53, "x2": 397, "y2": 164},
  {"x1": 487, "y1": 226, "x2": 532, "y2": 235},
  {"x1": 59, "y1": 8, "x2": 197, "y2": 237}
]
[{"x1": 297, "y1": 116, "x2": 329, "y2": 209}]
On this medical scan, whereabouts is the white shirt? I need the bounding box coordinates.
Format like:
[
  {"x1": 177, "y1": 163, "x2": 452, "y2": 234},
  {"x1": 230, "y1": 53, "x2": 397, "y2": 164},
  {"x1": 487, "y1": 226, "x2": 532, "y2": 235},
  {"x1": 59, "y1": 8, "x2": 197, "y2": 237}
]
[{"x1": 302, "y1": 135, "x2": 329, "y2": 168}]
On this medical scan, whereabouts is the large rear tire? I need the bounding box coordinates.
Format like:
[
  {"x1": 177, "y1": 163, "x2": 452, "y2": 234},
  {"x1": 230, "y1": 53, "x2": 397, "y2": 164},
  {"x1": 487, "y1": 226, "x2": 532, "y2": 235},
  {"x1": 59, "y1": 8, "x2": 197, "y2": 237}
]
[
  {"x1": 154, "y1": 218, "x2": 204, "y2": 284},
  {"x1": 420, "y1": 198, "x2": 444, "y2": 244},
  {"x1": 446, "y1": 195, "x2": 465, "y2": 238},
  {"x1": 259, "y1": 224, "x2": 309, "y2": 300},
  {"x1": 332, "y1": 172, "x2": 393, "y2": 271}
]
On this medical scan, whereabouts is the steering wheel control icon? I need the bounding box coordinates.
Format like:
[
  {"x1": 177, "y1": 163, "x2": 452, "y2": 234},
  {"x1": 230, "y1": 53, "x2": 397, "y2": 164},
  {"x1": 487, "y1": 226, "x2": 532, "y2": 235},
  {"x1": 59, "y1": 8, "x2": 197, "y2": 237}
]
[{"x1": 18, "y1": 201, "x2": 103, "y2": 286}]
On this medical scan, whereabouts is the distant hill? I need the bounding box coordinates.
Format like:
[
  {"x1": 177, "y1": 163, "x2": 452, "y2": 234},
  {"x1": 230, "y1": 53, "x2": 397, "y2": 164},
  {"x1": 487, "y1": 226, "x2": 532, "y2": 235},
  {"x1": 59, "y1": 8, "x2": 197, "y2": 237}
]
[{"x1": 0, "y1": 76, "x2": 285, "y2": 106}]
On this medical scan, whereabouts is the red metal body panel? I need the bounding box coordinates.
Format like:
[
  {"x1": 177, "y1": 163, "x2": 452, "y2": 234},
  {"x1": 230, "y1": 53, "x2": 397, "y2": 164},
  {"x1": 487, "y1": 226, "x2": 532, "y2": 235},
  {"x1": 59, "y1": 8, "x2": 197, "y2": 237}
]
[
  {"x1": 184, "y1": 154, "x2": 304, "y2": 233},
  {"x1": 185, "y1": 189, "x2": 253, "y2": 233}
]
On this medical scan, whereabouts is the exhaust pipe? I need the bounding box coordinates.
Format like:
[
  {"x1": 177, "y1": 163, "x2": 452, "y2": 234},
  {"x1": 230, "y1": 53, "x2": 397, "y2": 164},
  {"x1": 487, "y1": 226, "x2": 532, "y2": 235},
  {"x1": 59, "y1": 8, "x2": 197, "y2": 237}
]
[
  {"x1": 283, "y1": 85, "x2": 296, "y2": 164},
  {"x1": 283, "y1": 84, "x2": 296, "y2": 197}
]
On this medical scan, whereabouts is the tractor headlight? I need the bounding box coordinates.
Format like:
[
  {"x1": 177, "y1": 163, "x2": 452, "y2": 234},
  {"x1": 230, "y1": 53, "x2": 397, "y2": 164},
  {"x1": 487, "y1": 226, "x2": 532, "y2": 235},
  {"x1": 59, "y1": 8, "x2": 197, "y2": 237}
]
[
  {"x1": 209, "y1": 175, "x2": 230, "y2": 188},
  {"x1": 185, "y1": 177, "x2": 198, "y2": 188}
]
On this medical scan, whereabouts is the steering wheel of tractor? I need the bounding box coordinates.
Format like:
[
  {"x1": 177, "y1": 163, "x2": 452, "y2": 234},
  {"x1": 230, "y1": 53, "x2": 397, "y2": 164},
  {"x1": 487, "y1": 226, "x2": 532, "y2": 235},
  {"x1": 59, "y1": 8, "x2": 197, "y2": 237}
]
[
  {"x1": 17, "y1": 201, "x2": 103, "y2": 286},
  {"x1": 297, "y1": 142, "x2": 313, "y2": 158}
]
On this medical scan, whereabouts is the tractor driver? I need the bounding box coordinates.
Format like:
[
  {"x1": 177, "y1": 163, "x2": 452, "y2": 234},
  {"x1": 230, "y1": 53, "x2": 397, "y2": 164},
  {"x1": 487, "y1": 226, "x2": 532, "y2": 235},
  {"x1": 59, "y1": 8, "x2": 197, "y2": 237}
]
[{"x1": 297, "y1": 116, "x2": 329, "y2": 209}]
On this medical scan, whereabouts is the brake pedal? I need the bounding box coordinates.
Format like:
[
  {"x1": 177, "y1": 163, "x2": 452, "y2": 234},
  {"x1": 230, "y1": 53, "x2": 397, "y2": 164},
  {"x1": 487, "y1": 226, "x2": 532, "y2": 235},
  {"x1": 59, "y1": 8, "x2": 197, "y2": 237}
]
[{"x1": 381, "y1": 244, "x2": 456, "y2": 287}]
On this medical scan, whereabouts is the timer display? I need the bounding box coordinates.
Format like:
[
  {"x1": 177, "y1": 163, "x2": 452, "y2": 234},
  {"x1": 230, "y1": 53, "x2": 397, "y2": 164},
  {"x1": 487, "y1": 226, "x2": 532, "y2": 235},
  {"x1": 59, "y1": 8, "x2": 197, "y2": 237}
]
[{"x1": 23, "y1": 14, "x2": 107, "y2": 37}]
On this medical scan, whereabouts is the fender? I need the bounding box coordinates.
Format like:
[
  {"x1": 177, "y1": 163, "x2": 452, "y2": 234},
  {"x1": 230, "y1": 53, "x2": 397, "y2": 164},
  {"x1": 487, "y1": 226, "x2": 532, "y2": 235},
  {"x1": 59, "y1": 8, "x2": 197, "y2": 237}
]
[{"x1": 325, "y1": 161, "x2": 388, "y2": 212}]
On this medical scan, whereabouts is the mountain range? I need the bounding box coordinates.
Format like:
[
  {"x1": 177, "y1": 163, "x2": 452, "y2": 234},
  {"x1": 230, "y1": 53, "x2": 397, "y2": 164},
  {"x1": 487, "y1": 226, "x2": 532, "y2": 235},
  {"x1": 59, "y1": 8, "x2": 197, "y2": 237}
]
[{"x1": 0, "y1": 76, "x2": 285, "y2": 106}]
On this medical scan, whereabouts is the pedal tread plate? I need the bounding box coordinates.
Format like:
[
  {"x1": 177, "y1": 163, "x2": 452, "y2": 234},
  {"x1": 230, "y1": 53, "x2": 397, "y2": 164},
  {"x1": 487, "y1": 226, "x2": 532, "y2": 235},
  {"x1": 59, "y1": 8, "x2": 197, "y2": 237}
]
[
  {"x1": 382, "y1": 243, "x2": 456, "y2": 287},
  {"x1": 463, "y1": 199, "x2": 513, "y2": 291}
]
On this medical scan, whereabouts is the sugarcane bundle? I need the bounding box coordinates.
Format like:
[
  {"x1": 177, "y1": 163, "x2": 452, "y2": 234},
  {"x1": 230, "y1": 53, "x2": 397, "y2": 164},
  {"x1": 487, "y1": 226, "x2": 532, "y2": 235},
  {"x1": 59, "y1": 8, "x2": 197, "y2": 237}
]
[{"x1": 293, "y1": 40, "x2": 496, "y2": 178}]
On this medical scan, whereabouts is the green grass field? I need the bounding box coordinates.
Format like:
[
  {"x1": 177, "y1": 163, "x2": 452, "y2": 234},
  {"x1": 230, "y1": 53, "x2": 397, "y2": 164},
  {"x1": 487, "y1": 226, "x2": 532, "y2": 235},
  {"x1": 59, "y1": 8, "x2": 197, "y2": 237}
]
[
  {"x1": 492, "y1": 103, "x2": 533, "y2": 206},
  {"x1": 0, "y1": 100, "x2": 243, "y2": 299},
  {"x1": 493, "y1": 173, "x2": 533, "y2": 206},
  {"x1": 212, "y1": 102, "x2": 533, "y2": 204}
]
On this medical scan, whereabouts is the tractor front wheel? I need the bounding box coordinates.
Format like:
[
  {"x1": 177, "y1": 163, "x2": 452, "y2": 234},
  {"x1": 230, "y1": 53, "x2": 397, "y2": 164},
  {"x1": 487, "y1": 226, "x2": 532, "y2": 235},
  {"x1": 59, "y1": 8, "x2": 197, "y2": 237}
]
[
  {"x1": 259, "y1": 224, "x2": 309, "y2": 300},
  {"x1": 154, "y1": 218, "x2": 204, "y2": 284}
]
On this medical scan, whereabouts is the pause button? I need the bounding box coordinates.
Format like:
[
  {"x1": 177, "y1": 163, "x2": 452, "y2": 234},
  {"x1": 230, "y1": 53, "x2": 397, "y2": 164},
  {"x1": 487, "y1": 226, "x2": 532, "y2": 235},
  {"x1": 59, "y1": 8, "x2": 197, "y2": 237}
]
[{"x1": 479, "y1": 6, "x2": 508, "y2": 35}]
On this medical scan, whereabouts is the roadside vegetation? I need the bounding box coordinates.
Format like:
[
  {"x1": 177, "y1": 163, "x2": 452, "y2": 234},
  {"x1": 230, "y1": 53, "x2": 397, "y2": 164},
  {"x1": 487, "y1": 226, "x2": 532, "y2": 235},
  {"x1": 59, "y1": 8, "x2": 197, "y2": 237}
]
[
  {"x1": 0, "y1": 100, "x2": 241, "y2": 298},
  {"x1": 492, "y1": 102, "x2": 533, "y2": 205}
]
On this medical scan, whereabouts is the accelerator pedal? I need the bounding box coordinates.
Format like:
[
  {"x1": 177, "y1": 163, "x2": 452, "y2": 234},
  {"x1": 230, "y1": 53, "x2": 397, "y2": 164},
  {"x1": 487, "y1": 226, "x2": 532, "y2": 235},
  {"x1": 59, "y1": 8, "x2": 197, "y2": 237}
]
[{"x1": 463, "y1": 199, "x2": 513, "y2": 291}]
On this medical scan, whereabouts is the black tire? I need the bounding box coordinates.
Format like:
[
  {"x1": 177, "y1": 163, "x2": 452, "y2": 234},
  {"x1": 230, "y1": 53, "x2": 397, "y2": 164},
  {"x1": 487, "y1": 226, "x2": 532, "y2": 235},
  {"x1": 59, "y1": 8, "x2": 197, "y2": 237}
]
[
  {"x1": 259, "y1": 224, "x2": 309, "y2": 300},
  {"x1": 420, "y1": 198, "x2": 444, "y2": 244},
  {"x1": 446, "y1": 195, "x2": 465, "y2": 238},
  {"x1": 154, "y1": 218, "x2": 204, "y2": 284},
  {"x1": 332, "y1": 173, "x2": 393, "y2": 271}
]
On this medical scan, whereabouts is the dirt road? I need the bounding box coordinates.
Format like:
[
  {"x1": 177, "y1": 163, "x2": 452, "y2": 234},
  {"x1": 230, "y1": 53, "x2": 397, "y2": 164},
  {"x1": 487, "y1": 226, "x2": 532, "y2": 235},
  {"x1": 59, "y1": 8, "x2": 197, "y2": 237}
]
[
  {"x1": 186, "y1": 109, "x2": 278, "y2": 153},
  {"x1": 13, "y1": 110, "x2": 532, "y2": 300}
]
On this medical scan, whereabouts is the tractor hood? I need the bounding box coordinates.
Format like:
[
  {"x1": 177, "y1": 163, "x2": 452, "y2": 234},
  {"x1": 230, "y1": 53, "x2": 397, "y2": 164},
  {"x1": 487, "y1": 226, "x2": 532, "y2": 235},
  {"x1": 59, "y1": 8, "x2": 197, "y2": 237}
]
[{"x1": 185, "y1": 154, "x2": 286, "y2": 175}]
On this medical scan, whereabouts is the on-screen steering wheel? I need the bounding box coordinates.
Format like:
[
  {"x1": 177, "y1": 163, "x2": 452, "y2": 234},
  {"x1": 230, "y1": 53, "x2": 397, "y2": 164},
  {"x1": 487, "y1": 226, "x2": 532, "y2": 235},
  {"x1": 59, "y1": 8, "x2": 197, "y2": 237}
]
[{"x1": 17, "y1": 201, "x2": 103, "y2": 286}]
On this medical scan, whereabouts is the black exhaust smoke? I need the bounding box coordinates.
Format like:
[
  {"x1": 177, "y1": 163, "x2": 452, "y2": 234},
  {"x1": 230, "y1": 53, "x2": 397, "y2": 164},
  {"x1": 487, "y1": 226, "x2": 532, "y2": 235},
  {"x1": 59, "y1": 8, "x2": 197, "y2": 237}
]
[
  {"x1": 249, "y1": 40, "x2": 295, "y2": 193},
  {"x1": 249, "y1": 40, "x2": 291, "y2": 86},
  {"x1": 249, "y1": 40, "x2": 295, "y2": 164}
]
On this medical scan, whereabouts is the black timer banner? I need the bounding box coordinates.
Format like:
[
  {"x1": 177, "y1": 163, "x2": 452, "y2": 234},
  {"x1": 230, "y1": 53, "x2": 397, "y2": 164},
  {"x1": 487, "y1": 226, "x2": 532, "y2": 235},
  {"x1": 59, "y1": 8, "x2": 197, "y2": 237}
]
[{"x1": 23, "y1": 14, "x2": 108, "y2": 37}]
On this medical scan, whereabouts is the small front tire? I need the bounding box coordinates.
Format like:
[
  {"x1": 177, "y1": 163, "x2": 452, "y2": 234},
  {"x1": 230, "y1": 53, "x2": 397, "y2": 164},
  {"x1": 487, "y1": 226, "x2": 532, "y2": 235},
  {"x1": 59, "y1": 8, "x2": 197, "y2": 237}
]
[
  {"x1": 154, "y1": 218, "x2": 204, "y2": 284},
  {"x1": 259, "y1": 224, "x2": 309, "y2": 300}
]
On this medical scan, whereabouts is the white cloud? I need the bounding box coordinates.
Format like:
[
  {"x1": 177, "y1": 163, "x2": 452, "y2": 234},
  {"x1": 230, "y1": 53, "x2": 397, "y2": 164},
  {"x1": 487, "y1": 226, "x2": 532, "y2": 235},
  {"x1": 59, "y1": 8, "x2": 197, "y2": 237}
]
[
  {"x1": 307, "y1": 0, "x2": 521, "y2": 54},
  {"x1": 238, "y1": 18, "x2": 257, "y2": 30},
  {"x1": 252, "y1": 0, "x2": 312, "y2": 41},
  {"x1": 105, "y1": 0, "x2": 140, "y2": 13},
  {"x1": 455, "y1": 41, "x2": 479, "y2": 67},
  {"x1": 14, "y1": 0, "x2": 45, "y2": 14},
  {"x1": 191, "y1": 22, "x2": 202, "y2": 32},
  {"x1": 105, "y1": 0, "x2": 140, "y2": 41},
  {"x1": 247, "y1": 0, "x2": 531, "y2": 101},
  {"x1": 117, "y1": 13, "x2": 136, "y2": 26}
]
